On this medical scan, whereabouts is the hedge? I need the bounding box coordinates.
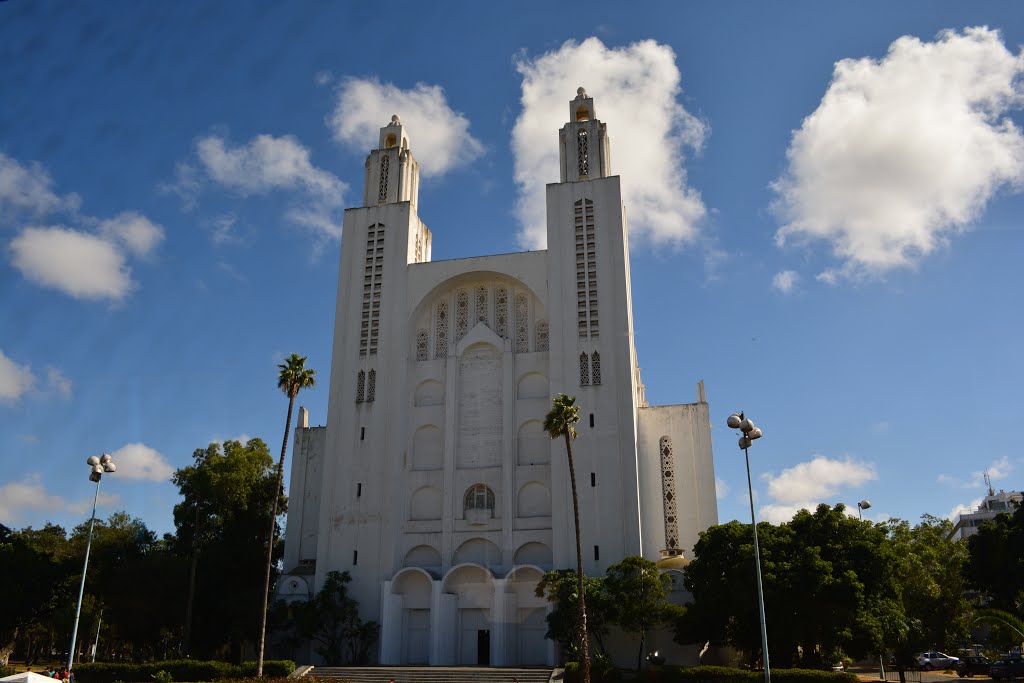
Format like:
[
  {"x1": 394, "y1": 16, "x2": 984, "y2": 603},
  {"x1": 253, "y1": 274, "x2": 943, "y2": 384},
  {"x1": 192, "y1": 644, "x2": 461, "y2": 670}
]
[
  {"x1": 0, "y1": 667, "x2": 17, "y2": 679},
  {"x1": 563, "y1": 664, "x2": 860, "y2": 683},
  {"x1": 72, "y1": 659, "x2": 295, "y2": 683}
]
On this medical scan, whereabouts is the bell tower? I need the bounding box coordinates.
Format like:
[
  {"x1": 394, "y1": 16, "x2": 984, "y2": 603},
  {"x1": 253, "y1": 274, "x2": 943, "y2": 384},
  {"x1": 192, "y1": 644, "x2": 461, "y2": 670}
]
[
  {"x1": 558, "y1": 87, "x2": 611, "y2": 183},
  {"x1": 363, "y1": 114, "x2": 421, "y2": 210}
]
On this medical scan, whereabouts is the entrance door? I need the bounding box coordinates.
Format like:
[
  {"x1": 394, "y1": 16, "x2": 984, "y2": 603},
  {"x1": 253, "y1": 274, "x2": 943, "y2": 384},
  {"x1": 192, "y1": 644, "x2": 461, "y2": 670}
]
[{"x1": 477, "y1": 629, "x2": 490, "y2": 666}]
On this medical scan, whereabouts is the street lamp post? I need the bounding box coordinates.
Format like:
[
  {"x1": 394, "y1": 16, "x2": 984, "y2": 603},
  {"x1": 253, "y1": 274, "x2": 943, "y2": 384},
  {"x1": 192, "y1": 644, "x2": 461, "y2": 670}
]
[
  {"x1": 68, "y1": 453, "x2": 116, "y2": 671},
  {"x1": 728, "y1": 412, "x2": 769, "y2": 683},
  {"x1": 857, "y1": 500, "x2": 872, "y2": 520}
]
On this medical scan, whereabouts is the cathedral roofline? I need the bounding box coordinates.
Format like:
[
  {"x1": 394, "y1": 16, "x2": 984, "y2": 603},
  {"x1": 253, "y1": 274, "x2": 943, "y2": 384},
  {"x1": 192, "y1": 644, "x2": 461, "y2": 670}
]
[{"x1": 413, "y1": 248, "x2": 547, "y2": 266}]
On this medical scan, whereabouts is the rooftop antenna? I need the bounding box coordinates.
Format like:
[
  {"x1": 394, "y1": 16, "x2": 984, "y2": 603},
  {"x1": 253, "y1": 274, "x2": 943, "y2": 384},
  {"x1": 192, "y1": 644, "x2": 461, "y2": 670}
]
[{"x1": 984, "y1": 471, "x2": 994, "y2": 496}]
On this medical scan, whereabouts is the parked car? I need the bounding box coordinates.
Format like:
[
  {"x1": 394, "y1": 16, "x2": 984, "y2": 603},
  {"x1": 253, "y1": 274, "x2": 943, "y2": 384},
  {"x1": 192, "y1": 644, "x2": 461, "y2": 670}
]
[
  {"x1": 918, "y1": 651, "x2": 960, "y2": 670},
  {"x1": 991, "y1": 657, "x2": 1024, "y2": 681},
  {"x1": 957, "y1": 655, "x2": 992, "y2": 677}
]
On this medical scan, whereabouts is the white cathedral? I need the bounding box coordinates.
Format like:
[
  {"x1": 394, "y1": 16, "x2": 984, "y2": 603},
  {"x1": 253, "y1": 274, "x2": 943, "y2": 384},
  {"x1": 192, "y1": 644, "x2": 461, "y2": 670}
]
[{"x1": 277, "y1": 89, "x2": 719, "y2": 668}]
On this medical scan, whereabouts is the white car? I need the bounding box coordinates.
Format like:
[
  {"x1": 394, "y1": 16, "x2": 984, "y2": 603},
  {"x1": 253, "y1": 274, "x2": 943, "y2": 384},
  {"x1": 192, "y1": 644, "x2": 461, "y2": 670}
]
[{"x1": 918, "y1": 651, "x2": 960, "y2": 670}]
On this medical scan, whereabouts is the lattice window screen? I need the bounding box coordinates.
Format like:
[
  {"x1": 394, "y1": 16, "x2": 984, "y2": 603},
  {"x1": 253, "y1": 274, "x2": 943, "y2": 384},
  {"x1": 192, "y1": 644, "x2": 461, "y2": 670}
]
[
  {"x1": 579, "y1": 352, "x2": 590, "y2": 386},
  {"x1": 476, "y1": 285, "x2": 489, "y2": 323},
  {"x1": 378, "y1": 154, "x2": 389, "y2": 202},
  {"x1": 356, "y1": 370, "x2": 365, "y2": 403},
  {"x1": 514, "y1": 293, "x2": 529, "y2": 353},
  {"x1": 367, "y1": 369, "x2": 376, "y2": 402},
  {"x1": 577, "y1": 129, "x2": 589, "y2": 176},
  {"x1": 415, "y1": 329, "x2": 428, "y2": 361},
  {"x1": 660, "y1": 437, "x2": 680, "y2": 551},
  {"x1": 495, "y1": 287, "x2": 508, "y2": 338},
  {"x1": 456, "y1": 290, "x2": 469, "y2": 342},
  {"x1": 535, "y1": 320, "x2": 549, "y2": 352},
  {"x1": 434, "y1": 301, "x2": 448, "y2": 358},
  {"x1": 591, "y1": 352, "x2": 601, "y2": 385}
]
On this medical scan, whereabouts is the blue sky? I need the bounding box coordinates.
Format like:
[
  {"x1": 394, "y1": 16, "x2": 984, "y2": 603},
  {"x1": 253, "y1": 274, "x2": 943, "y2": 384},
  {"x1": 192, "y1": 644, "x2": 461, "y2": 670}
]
[{"x1": 1, "y1": 1, "x2": 1022, "y2": 537}]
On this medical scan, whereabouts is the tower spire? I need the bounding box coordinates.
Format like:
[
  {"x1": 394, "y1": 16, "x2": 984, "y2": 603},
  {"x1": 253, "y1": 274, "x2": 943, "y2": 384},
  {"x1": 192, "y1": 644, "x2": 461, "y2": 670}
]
[
  {"x1": 558, "y1": 87, "x2": 612, "y2": 183},
  {"x1": 362, "y1": 114, "x2": 420, "y2": 209}
]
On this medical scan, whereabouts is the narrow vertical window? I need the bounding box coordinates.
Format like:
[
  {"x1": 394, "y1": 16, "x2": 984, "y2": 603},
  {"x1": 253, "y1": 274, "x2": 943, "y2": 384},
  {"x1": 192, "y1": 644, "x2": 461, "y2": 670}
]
[
  {"x1": 353, "y1": 550, "x2": 359, "y2": 565},
  {"x1": 357, "y1": 482, "x2": 362, "y2": 498},
  {"x1": 495, "y1": 286, "x2": 509, "y2": 338},
  {"x1": 356, "y1": 370, "x2": 365, "y2": 403},
  {"x1": 589, "y1": 413, "x2": 594, "y2": 428},
  {"x1": 515, "y1": 293, "x2": 529, "y2": 353},
  {"x1": 434, "y1": 300, "x2": 448, "y2": 358},
  {"x1": 476, "y1": 285, "x2": 489, "y2": 323},
  {"x1": 415, "y1": 329, "x2": 428, "y2": 361},
  {"x1": 367, "y1": 369, "x2": 376, "y2": 402},
  {"x1": 593, "y1": 545, "x2": 600, "y2": 561},
  {"x1": 579, "y1": 352, "x2": 590, "y2": 385},
  {"x1": 591, "y1": 352, "x2": 601, "y2": 385},
  {"x1": 535, "y1": 319, "x2": 549, "y2": 352},
  {"x1": 378, "y1": 154, "x2": 390, "y2": 202},
  {"x1": 577, "y1": 129, "x2": 589, "y2": 176},
  {"x1": 660, "y1": 436, "x2": 680, "y2": 552},
  {"x1": 456, "y1": 289, "x2": 469, "y2": 342},
  {"x1": 360, "y1": 427, "x2": 365, "y2": 441},
  {"x1": 590, "y1": 472, "x2": 596, "y2": 487}
]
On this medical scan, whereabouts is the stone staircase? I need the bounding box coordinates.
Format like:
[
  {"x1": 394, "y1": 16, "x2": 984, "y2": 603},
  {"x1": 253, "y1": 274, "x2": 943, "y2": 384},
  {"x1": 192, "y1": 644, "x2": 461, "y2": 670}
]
[{"x1": 306, "y1": 666, "x2": 556, "y2": 683}]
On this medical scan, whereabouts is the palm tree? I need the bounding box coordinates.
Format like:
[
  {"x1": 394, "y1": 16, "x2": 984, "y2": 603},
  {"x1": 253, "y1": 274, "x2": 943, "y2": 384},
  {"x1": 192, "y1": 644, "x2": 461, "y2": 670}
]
[
  {"x1": 544, "y1": 393, "x2": 590, "y2": 683},
  {"x1": 256, "y1": 353, "x2": 317, "y2": 676}
]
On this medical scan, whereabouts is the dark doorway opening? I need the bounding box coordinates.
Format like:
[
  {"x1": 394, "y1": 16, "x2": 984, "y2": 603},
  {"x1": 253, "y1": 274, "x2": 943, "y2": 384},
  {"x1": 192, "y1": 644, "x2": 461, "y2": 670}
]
[{"x1": 477, "y1": 629, "x2": 490, "y2": 666}]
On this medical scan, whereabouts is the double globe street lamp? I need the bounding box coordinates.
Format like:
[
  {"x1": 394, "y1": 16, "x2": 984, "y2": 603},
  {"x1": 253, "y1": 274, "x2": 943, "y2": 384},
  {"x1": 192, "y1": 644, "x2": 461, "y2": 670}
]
[
  {"x1": 68, "y1": 453, "x2": 117, "y2": 670},
  {"x1": 728, "y1": 412, "x2": 769, "y2": 683}
]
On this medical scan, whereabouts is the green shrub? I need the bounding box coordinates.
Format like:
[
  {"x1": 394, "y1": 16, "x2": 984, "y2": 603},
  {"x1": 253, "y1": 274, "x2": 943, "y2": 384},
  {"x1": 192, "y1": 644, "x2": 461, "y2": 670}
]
[
  {"x1": 151, "y1": 671, "x2": 172, "y2": 683},
  {"x1": 0, "y1": 667, "x2": 18, "y2": 679},
  {"x1": 73, "y1": 660, "x2": 295, "y2": 683}
]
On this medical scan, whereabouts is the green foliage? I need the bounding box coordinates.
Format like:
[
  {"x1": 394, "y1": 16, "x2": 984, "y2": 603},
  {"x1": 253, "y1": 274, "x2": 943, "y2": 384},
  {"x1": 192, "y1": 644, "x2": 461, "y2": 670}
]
[
  {"x1": 678, "y1": 505, "x2": 968, "y2": 667},
  {"x1": 536, "y1": 570, "x2": 612, "y2": 655},
  {"x1": 171, "y1": 438, "x2": 281, "y2": 659},
  {"x1": 277, "y1": 571, "x2": 378, "y2": 665},
  {"x1": 72, "y1": 660, "x2": 295, "y2": 683},
  {"x1": 0, "y1": 666, "x2": 17, "y2": 678},
  {"x1": 604, "y1": 555, "x2": 683, "y2": 670},
  {"x1": 965, "y1": 504, "x2": 1024, "y2": 613},
  {"x1": 543, "y1": 393, "x2": 581, "y2": 441},
  {"x1": 277, "y1": 353, "x2": 317, "y2": 399}
]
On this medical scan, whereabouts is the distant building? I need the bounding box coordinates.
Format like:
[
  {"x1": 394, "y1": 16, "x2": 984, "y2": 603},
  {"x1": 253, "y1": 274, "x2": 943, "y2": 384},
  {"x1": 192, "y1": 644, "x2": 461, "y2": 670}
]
[
  {"x1": 947, "y1": 489, "x2": 1022, "y2": 541},
  {"x1": 277, "y1": 89, "x2": 720, "y2": 667}
]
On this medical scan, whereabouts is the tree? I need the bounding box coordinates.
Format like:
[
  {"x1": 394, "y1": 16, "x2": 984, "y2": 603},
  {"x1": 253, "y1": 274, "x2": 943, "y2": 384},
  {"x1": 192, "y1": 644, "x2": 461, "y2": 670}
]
[
  {"x1": 965, "y1": 504, "x2": 1024, "y2": 614},
  {"x1": 257, "y1": 353, "x2": 316, "y2": 676},
  {"x1": 287, "y1": 571, "x2": 379, "y2": 665},
  {"x1": 543, "y1": 393, "x2": 589, "y2": 683},
  {"x1": 604, "y1": 556, "x2": 682, "y2": 671},
  {"x1": 173, "y1": 438, "x2": 281, "y2": 660},
  {"x1": 535, "y1": 570, "x2": 613, "y2": 656}
]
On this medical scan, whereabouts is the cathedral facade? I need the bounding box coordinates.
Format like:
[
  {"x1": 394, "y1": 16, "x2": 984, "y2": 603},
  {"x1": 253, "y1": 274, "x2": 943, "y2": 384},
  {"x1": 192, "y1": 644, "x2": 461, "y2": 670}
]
[{"x1": 277, "y1": 90, "x2": 719, "y2": 667}]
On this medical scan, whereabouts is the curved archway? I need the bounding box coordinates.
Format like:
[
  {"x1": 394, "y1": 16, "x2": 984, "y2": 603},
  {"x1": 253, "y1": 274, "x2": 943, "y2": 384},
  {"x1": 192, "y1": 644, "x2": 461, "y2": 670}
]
[
  {"x1": 414, "y1": 379, "x2": 444, "y2": 407},
  {"x1": 409, "y1": 485, "x2": 442, "y2": 521},
  {"x1": 403, "y1": 545, "x2": 442, "y2": 574},
  {"x1": 517, "y1": 420, "x2": 549, "y2": 466},
  {"x1": 391, "y1": 567, "x2": 433, "y2": 664},
  {"x1": 516, "y1": 481, "x2": 551, "y2": 518},
  {"x1": 513, "y1": 541, "x2": 553, "y2": 570},
  {"x1": 453, "y1": 537, "x2": 502, "y2": 568},
  {"x1": 412, "y1": 425, "x2": 443, "y2": 471},
  {"x1": 516, "y1": 372, "x2": 548, "y2": 399}
]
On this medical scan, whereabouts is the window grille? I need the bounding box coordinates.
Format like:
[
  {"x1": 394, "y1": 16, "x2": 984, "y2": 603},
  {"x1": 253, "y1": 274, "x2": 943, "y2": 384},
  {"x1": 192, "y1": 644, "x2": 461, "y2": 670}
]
[
  {"x1": 415, "y1": 329, "x2": 428, "y2": 361},
  {"x1": 367, "y1": 369, "x2": 376, "y2": 402},
  {"x1": 464, "y1": 484, "x2": 495, "y2": 515},
  {"x1": 514, "y1": 293, "x2": 529, "y2": 353},
  {"x1": 378, "y1": 154, "x2": 389, "y2": 202},
  {"x1": 577, "y1": 129, "x2": 589, "y2": 176},
  {"x1": 579, "y1": 352, "x2": 590, "y2": 385},
  {"x1": 535, "y1": 320, "x2": 549, "y2": 352},
  {"x1": 495, "y1": 286, "x2": 508, "y2": 338},
  {"x1": 591, "y1": 351, "x2": 601, "y2": 385},
  {"x1": 660, "y1": 437, "x2": 679, "y2": 551},
  {"x1": 456, "y1": 289, "x2": 469, "y2": 342},
  {"x1": 356, "y1": 370, "x2": 365, "y2": 403},
  {"x1": 434, "y1": 301, "x2": 448, "y2": 358},
  {"x1": 476, "y1": 285, "x2": 488, "y2": 323}
]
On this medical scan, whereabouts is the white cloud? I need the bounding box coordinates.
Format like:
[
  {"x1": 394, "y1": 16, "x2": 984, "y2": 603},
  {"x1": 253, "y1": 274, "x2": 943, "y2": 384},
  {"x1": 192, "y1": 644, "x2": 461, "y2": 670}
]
[
  {"x1": 763, "y1": 455, "x2": 877, "y2": 503},
  {"x1": 109, "y1": 442, "x2": 174, "y2": 482},
  {"x1": 0, "y1": 475, "x2": 119, "y2": 524},
  {"x1": 190, "y1": 133, "x2": 346, "y2": 240},
  {"x1": 100, "y1": 211, "x2": 164, "y2": 258},
  {"x1": 772, "y1": 270, "x2": 800, "y2": 293},
  {"x1": 10, "y1": 226, "x2": 133, "y2": 301},
  {"x1": 759, "y1": 503, "x2": 815, "y2": 525},
  {"x1": 715, "y1": 477, "x2": 731, "y2": 500},
  {"x1": 45, "y1": 366, "x2": 72, "y2": 399},
  {"x1": 0, "y1": 349, "x2": 36, "y2": 402},
  {"x1": 207, "y1": 213, "x2": 240, "y2": 246},
  {"x1": 773, "y1": 27, "x2": 1024, "y2": 280},
  {"x1": 938, "y1": 455, "x2": 1012, "y2": 489},
  {"x1": 512, "y1": 37, "x2": 708, "y2": 250},
  {"x1": 328, "y1": 78, "x2": 483, "y2": 178},
  {"x1": 948, "y1": 497, "x2": 984, "y2": 521},
  {"x1": 0, "y1": 153, "x2": 81, "y2": 223}
]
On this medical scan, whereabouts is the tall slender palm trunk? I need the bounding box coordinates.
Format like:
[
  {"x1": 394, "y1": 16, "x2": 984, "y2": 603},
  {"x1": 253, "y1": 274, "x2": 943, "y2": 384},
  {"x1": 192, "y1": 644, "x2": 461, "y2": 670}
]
[
  {"x1": 256, "y1": 394, "x2": 294, "y2": 676},
  {"x1": 183, "y1": 499, "x2": 201, "y2": 655},
  {"x1": 564, "y1": 429, "x2": 591, "y2": 683}
]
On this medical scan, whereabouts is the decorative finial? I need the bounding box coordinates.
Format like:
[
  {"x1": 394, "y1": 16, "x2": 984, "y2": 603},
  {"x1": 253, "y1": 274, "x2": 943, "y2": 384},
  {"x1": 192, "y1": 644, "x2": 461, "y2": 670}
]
[
  {"x1": 390, "y1": 114, "x2": 400, "y2": 125},
  {"x1": 576, "y1": 87, "x2": 587, "y2": 98}
]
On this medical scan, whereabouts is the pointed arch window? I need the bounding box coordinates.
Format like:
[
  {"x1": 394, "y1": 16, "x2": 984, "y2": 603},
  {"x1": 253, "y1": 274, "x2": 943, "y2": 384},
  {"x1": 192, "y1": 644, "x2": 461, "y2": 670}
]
[
  {"x1": 356, "y1": 370, "x2": 366, "y2": 403},
  {"x1": 367, "y1": 369, "x2": 376, "y2": 402},
  {"x1": 579, "y1": 352, "x2": 590, "y2": 386},
  {"x1": 591, "y1": 352, "x2": 601, "y2": 385}
]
